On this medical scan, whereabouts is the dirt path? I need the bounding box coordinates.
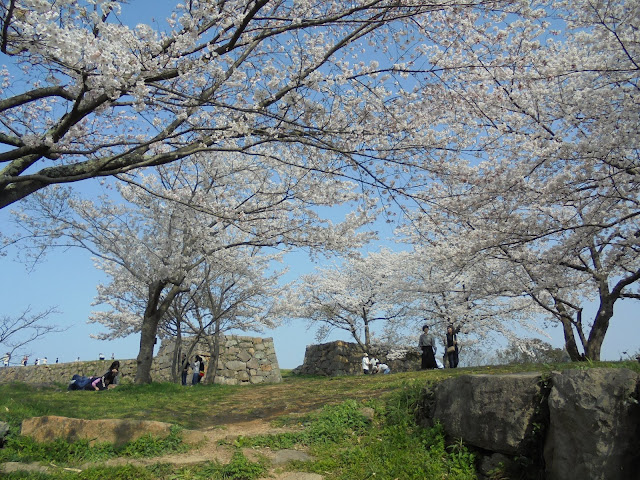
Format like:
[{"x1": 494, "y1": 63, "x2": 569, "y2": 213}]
[
  {"x1": 105, "y1": 418, "x2": 302, "y2": 467},
  {"x1": 1, "y1": 418, "x2": 315, "y2": 479}
]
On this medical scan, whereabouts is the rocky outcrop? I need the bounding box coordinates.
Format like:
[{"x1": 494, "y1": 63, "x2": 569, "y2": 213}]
[
  {"x1": 419, "y1": 368, "x2": 640, "y2": 480},
  {"x1": 21, "y1": 416, "x2": 176, "y2": 446},
  {"x1": 544, "y1": 368, "x2": 640, "y2": 480},
  {"x1": 0, "y1": 421, "x2": 9, "y2": 447},
  {"x1": 428, "y1": 372, "x2": 544, "y2": 455},
  {"x1": 294, "y1": 340, "x2": 421, "y2": 376}
]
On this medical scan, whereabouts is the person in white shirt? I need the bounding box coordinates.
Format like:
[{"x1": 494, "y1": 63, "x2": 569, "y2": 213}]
[
  {"x1": 377, "y1": 362, "x2": 391, "y2": 374},
  {"x1": 362, "y1": 353, "x2": 371, "y2": 374}
]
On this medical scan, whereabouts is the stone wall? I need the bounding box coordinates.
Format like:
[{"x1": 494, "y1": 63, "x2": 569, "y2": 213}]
[
  {"x1": 419, "y1": 368, "x2": 640, "y2": 480},
  {"x1": 0, "y1": 335, "x2": 281, "y2": 386},
  {"x1": 156, "y1": 335, "x2": 282, "y2": 385},
  {"x1": 293, "y1": 340, "x2": 422, "y2": 376},
  {"x1": 0, "y1": 359, "x2": 138, "y2": 386}
]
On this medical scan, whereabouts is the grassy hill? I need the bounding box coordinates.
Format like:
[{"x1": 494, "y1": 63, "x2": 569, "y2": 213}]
[{"x1": 0, "y1": 361, "x2": 638, "y2": 480}]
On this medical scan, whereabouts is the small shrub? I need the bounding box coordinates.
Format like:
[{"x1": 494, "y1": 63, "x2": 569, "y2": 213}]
[{"x1": 219, "y1": 450, "x2": 267, "y2": 479}]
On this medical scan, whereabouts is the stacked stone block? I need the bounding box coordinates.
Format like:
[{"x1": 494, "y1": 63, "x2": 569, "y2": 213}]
[
  {"x1": 214, "y1": 335, "x2": 281, "y2": 385},
  {"x1": 294, "y1": 340, "x2": 422, "y2": 376},
  {"x1": 154, "y1": 334, "x2": 282, "y2": 385}
]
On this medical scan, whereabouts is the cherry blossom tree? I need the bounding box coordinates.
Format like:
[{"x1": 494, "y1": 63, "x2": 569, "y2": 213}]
[
  {"x1": 146, "y1": 247, "x2": 288, "y2": 384},
  {"x1": 398, "y1": 0, "x2": 640, "y2": 361},
  {"x1": 16, "y1": 152, "x2": 375, "y2": 382},
  {"x1": 0, "y1": 0, "x2": 492, "y2": 210},
  {"x1": 288, "y1": 249, "x2": 419, "y2": 353}
]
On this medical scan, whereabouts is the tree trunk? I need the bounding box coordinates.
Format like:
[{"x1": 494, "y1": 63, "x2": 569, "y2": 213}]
[
  {"x1": 135, "y1": 280, "x2": 188, "y2": 384},
  {"x1": 171, "y1": 326, "x2": 183, "y2": 383},
  {"x1": 204, "y1": 317, "x2": 221, "y2": 384},
  {"x1": 585, "y1": 297, "x2": 614, "y2": 361},
  {"x1": 559, "y1": 316, "x2": 582, "y2": 361},
  {"x1": 135, "y1": 312, "x2": 161, "y2": 384},
  {"x1": 363, "y1": 308, "x2": 371, "y2": 353}
]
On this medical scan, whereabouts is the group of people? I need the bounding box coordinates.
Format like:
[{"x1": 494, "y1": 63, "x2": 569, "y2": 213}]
[
  {"x1": 2, "y1": 354, "x2": 60, "y2": 367},
  {"x1": 180, "y1": 353, "x2": 206, "y2": 385},
  {"x1": 67, "y1": 361, "x2": 120, "y2": 391},
  {"x1": 361, "y1": 354, "x2": 391, "y2": 375},
  {"x1": 419, "y1": 324, "x2": 461, "y2": 370},
  {"x1": 360, "y1": 324, "x2": 460, "y2": 374}
]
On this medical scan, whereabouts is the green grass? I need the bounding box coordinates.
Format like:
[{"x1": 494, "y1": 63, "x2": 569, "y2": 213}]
[
  {"x1": 0, "y1": 360, "x2": 637, "y2": 479},
  {"x1": 233, "y1": 382, "x2": 477, "y2": 479},
  {"x1": 0, "y1": 425, "x2": 189, "y2": 465}
]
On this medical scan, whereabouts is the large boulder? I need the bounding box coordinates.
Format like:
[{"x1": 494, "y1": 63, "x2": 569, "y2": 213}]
[
  {"x1": 21, "y1": 416, "x2": 175, "y2": 446},
  {"x1": 428, "y1": 372, "x2": 544, "y2": 455},
  {"x1": 0, "y1": 421, "x2": 9, "y2": 447},
  {"x1": 544, "y1": 368, "x2": 640, "y2": 480}
]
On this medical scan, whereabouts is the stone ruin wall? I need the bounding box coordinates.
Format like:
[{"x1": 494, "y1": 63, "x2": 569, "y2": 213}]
[
  {"x1": 294, "y1": 340, "x2": 422, "y2": 376},
  {"x1": 0, "y1": 358, "x2": 139, "y2": 386},
  {"x1": 155, "y1": 335, "x2": 282, "y2": 385},
  {"x1": 0, "y1": 335, "x2": 281, "y2": 386}
]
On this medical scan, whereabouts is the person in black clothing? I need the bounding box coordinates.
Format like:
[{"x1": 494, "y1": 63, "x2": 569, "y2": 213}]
[
  {"x1": 181, "y1": 353, "x2": 190, "y2": 386},
  {"x1": 418, "y1": 324, "x2": 438, "y2": 369},
  {"x1": 445, "y1": 325, "x2": 460, "y2": 368}
]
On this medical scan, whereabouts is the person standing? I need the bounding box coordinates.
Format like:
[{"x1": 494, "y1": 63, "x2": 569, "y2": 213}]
[
  {"x1": 180, "y1": 353, "x2": 190, "y2": 386},
  {"x1": 362, "y1": 353, "x2": 370, "y2": 374},
  {"x1": 369, "y1": 356, "x2": 380, "y2": 374},
  {"x1": 198, "y1": 355, "x2": 206, "y2": 382},
  {"x1": 22, "y1": 355, "x2": 28, "y2": 366},
  {"x1": 192, "y1": 355, "x2": 203, "y2": 385},
  {"x1": 444, "y1": 325, "x2": 460, "y2": 368},
  {"x1": 2, "y1": 352, "x2": 9, "y2": 367},
  {"x1": 419, "y1": 324, "x2": 438, "y2": 369}
]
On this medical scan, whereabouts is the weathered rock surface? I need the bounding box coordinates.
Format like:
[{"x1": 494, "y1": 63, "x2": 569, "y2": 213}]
[
  {"x1": 430, "y1": 372, "x2": 543, "y2": 455},
  {"x1": 21, "y1": 416, "x2": 178, "y2": 446},
  {"x1": 544, "y1": 368, "x2": 640, "y2": 480},
  {"x1": 419, "y1": 368, "x2": 640, "y2": 480},
  {"x1": 277, "y1": 474, "x2": 323, "y2": 480},
  {"x1": 272, "y1": 449, "x2": 315, "y2": 465},
  {"x1": 0, "y1": 420, "x2": 9, "y2": 446}
]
